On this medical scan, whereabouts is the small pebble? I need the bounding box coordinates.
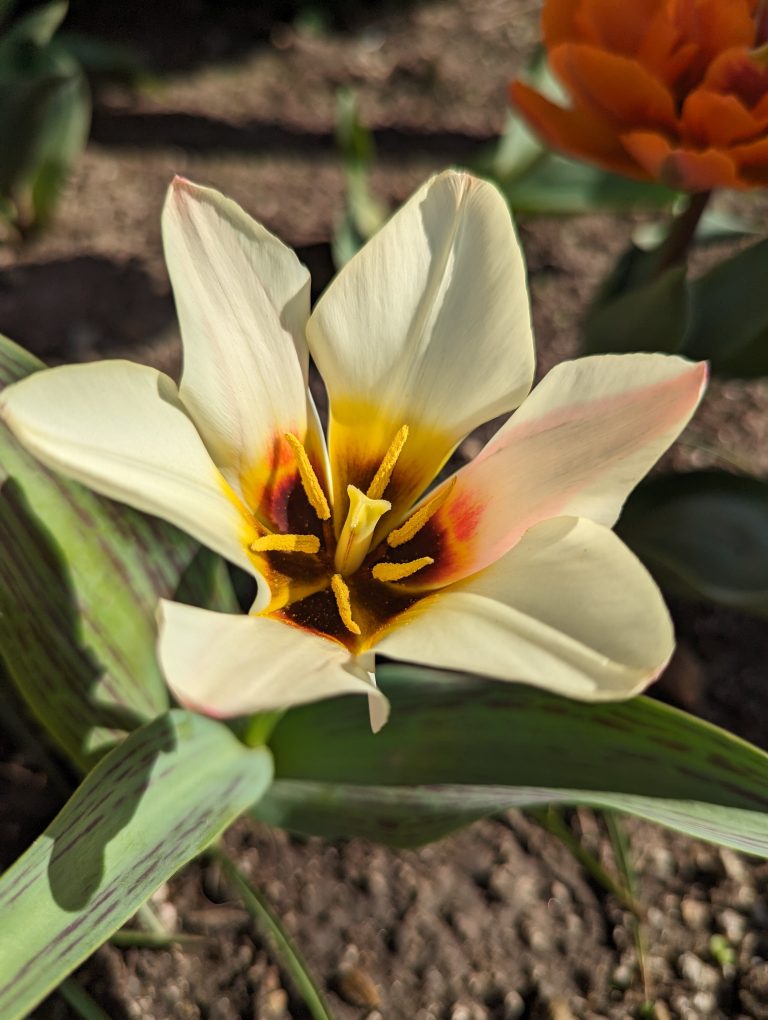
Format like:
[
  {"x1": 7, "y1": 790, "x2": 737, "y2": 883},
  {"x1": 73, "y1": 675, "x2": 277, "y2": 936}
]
[
  {"x1": 264, "y1": 989, "x2": 288, "y2": 1018},
  {"x1": 336, "y1": 965, "x2": 381, "y2": 1008},
  {"x1": 549, "y1": 999, "x2": 577, "y2": 1020},
  {"x1": 692, "y1": 990, "x2": 717, "y2": 1014},
  {"x1": 719, "y1": 907, "x2": 747, "y2": 942},
  {"x1": 719, "y1": 848, "x2": 749, "y2": 883},
  {"x1": 612, "y1": 963, "x2": 634, "y2": 990},
  {"x1": 503, "y1": 991, "x2": 525, "y2": 1020},
  {"x1": 679, "y1": 951, "x2": 720, "y2": 991},
  {"x1": 681, "y1": 897, "x2": 709, "y2": 930}
]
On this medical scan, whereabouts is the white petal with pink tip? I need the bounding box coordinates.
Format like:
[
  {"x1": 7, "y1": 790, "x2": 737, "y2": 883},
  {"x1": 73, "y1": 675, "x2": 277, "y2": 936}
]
[
  {"x1": 420, "y1": 353, "x2": 706, "y2": 587},
  {"x1": 158, "y1": 600, "x2": 389, "y2": 725},
  {"x1": 378, "y1": 516, "x2": 673, "y2": 700}
]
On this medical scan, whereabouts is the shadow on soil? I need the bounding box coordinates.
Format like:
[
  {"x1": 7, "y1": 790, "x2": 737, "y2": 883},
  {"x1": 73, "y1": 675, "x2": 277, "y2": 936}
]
[{"x1": 0, "y1": 256, "x2": 175, "y2": 363}]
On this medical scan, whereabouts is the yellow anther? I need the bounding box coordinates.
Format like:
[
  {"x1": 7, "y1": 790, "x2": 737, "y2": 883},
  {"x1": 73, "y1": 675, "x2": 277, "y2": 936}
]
[
  {"x1": 250, "y1": 533, "x2": 320, "y2": 554},
  {"x1": 330, "y1": 573, "x2": 361, "y2": 635},
  {"x1": 372, "y1": 557, "x2": 434, "y2": 582},
  {"x1": 366, "y1": 424, "x2": 409, "y2": 500},
  {"x1": 387, "y1": 476, "x2": 457, "y2": 548},
  {"x1": 285, "y1": 433, "x2": 331, "y2": 521}
]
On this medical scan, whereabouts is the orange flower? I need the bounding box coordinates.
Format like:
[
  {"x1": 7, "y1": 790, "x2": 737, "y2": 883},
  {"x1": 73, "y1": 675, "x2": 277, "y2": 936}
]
[{"x1": 509, "y1": 0, "x2": 768, "y2": 190}]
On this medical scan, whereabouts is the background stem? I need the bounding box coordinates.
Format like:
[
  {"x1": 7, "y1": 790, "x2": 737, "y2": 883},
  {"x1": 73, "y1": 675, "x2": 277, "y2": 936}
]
[{"x1": 654, "y1": 191, "x2": 710, "y2": 277}]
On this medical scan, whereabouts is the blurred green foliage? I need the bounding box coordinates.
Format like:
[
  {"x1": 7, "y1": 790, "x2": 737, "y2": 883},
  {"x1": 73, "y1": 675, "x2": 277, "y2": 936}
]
[
  {"x1": 0, "y1": 0, "x2": 145, "y2": 238},
  {"x1": 0, "y1": 0, "x2": 89, "y2": 236}
]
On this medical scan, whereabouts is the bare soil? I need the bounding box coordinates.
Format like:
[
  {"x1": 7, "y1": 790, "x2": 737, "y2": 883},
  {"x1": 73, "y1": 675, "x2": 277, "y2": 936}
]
[{"x1": 3, "y1": 1, "x2": 768, "y2": 1018}]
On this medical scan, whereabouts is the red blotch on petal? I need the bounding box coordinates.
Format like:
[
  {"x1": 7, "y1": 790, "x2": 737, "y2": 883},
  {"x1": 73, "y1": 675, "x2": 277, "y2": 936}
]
[{"x1": 448, "y1": 490, "x2": 484, "y2": 544}]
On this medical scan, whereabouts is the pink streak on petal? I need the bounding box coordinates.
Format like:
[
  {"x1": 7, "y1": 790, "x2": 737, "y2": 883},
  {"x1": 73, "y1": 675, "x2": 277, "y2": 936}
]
[{"x1": 418, "y1": 359, "x2": 707, "y2": 588}]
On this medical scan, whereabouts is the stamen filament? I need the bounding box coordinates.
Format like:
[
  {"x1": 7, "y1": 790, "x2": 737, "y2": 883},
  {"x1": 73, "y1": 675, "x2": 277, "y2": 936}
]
[
  {"x1": 372, "y1": 557, "x2": 434, "y2": 582},
  {"x1": 330, "y1": 573, "x2": 361, "y2": 635},
  {"x1": 366, "y1": 425, "x2": 409, "y2": 499},
  {"x1": 387, "y1": 477, "x2": 457, "y2": 548},
  {"x1": 250, "y1": 533, "x2": 320, "y2": 554},
  {"x1": 285, "y1": 433, "x2": 331, "y2": 521}
]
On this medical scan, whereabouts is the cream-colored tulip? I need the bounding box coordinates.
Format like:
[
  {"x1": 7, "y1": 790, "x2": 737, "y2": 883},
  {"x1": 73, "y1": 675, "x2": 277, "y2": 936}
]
[{"x1": 0, "y1": 172, "x2": 706, "y2": 731}]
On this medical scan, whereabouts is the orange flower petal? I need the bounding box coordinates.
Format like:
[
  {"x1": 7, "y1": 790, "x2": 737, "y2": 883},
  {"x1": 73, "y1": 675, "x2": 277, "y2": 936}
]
[
  {"x1": 542, "y1": 0, "x2": 584, "y2": 47},
  {"x1": 661, "y1": 41, "x2": 700, "y2": 95},
  {"x1": 621, "y1": 130, "x2": 743, "y2": 189},
  {"x1": 681, "y1": 89, "x2": 766, "y2": 146},
  {"x1": 673, "y1": 0, "x2": 755, "y2": 63},
  {"x1": 550, "y1": 43, "x2": 677, "y2": 130},
  {"x1": 728, "y1": 134, "x2": 768, "y2": 185},
  {"x1": 509, "y1": 80, "x2": 649, "y2": 178},
  {"x1": 703, "y1": 47, "x2": 768, "y2": 107},
  {"x1": 578, "y1": 0, "x2": 666, "y2": 57},
  {"x1": 638, "y1": 10, "x2": 688, "y2": 81}
]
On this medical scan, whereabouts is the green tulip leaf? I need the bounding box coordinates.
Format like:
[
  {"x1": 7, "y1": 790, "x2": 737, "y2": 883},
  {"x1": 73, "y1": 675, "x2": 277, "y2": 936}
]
[
  {"x1": 28, "y1": 67, "x2": 90, "y2": 226},
  {"x1": 495, "y1": 154, "x2": 678, "y2": 215},
  {"x1": 684, "y1": 237, "x2": 768, "y2": 377},
  {"x1": 0, "y1": 710, "x2": 272, "y2": 1020},
  {"x1": 0, "y1": 336, "x2": 232, "y2": 767},
  {"x1": 0, "y1": 0, "x2": 67, "y2": 58},
  {"x1": 617, "y1": 470, "x2": 768, "y2": 615},
  {"x1": 258, "y1": 665, "x2": 768, "y2": 853},
  {"x1": 0, "y1": 2, "x2": 91, "y2": 231}
]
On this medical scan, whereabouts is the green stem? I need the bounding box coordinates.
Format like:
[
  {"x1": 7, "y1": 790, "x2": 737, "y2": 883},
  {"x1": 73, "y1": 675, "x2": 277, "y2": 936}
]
[
  {"x1": 534, "y1": 807, "x2": 643, "y2": 917},
  {"x1": 135, "y1": 902, "x2": 170, "y2": 936},
  {"x1": 605, "y1": 812, "x2": 652, "y2": 1003},
  {"x1": 653, "y1": 190, "x2": 711, "y2": 278},
  {"x1": 207, "y1": 846, "x2": 337, "y2": 1020},
  {"x1": 58, "y1": 978, "x2": 111, "y2": 1020},
  {"x1": 110, "y1": 930, "x2": 205, "y2": 949}
]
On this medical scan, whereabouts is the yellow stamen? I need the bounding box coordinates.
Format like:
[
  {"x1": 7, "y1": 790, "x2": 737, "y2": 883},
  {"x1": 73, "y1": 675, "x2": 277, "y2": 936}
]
[
  {"x1": 372, "y1": 557, "x2": 434, "y2": 582},
  {"x1": 330, "y1": 573, "x2": 361, "y2": 635},
  {"x1": 387, "y1": 477, "x2": 457, "y2": 548},
  {"x1": 250, "y1": 533, "x2": 320, "y2": 554},
  {"x1": 366, "y1": 424, "x2": 409, "y2": 500},
  {"x1": 334, "y1": 485, "x2": 391, "y2": 576},
  {"x1": 285, "y1": 433, "x2": 331, "y2": 521}
]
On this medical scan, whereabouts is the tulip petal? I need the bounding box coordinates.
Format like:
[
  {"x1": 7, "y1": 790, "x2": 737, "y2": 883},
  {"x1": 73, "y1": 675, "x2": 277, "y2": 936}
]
[
  {"x1": 307, "y1": 170, "x2": 534, "y2": 525},
  {"x1": 674, "y1": 0, "x2": 755, "y2": 64},
  {"x1": 542, "y1": 0, "x2": 581, "y2": 46},
  {"x1": 621, "y1": 131, "x2": 743, "y2": 189},
  {"x1": 681, "y1": 90, "x2": 766, "y2": 147},
  {"x1": 0, "y1": 360, "x2": 257, "y2": 572},
  {"x1": 509, "y1": 81, "x2": 647, "y2": 178},
  {"x1": 727, "y1": 134, "x2": 768, "y2": 186},
  {"x1": 378, "y1": 516, "x2": 673, "y2": 701},
  {"x1": 162, "y1": 179, "x2": 321, "y2": 531},
  {"x1": 578, "y1": 0, "x2": 670, "y2": 58},
  {"x1": 703, "y1": 48, "x2": 768, "y2": 108},
  {"x1": 550, "y1": 43, "x2": 677, "y2": 131},
  {"x1": 398, "y1": 354, "x2": 706, "y2": 588},
  {"x1": 158, "y1": 600, "x2": 389, "y2": 726}
]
